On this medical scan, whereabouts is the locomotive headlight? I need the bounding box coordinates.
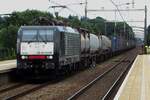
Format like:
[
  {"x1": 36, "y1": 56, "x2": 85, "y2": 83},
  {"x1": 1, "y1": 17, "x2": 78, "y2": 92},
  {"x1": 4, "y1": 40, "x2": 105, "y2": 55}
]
[
  {"x1": 21, "y1": 56, "x2": 27, "y2": 59},
  {"x1": 47, "y1": 56, "x2": 53, "y2": 59},
  {"x1": 21, "y1": 56, "x2": 25, "y2": 59}
]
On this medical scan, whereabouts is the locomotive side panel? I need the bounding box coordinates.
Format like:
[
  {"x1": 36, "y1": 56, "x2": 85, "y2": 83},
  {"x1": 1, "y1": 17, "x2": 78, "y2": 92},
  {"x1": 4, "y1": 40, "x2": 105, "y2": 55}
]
[{"x1": 57, "y1": 27, "x2": 81, "y2": 66}]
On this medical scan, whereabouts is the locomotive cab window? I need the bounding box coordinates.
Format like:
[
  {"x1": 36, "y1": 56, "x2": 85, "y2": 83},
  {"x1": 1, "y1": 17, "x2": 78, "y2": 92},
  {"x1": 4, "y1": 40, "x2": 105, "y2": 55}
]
[
  {"x1": 38, "y1": 30, "x2": 53, "y2": 42},
  {"x1": 21, "y1": 29, "x2": 54, "y2": 42},
  {"x1": 22, "y1": 30, "x2": 37, "y2": 42}
]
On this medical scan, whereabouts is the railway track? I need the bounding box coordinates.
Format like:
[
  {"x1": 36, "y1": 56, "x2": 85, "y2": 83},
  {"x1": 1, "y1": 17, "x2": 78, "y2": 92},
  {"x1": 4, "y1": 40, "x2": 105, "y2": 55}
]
[
  {"x1": 0, "y1": 81, "x2": 53, "y2": 100},
  {"x1": 0, "y1": 49, "x2": 139, "y2": 100},
  {"x1": 67, "y1": 49, "x2": 137, "y2": 100},
  {"x1": 0, "y1": 83, "x2": 26, "y2": 94},
  {"x1": 7, "y1": 82, "x2": 53, "y2": 100},
  {"x1": 102, "y1": 51, "x2": 137, "y2": 100}
]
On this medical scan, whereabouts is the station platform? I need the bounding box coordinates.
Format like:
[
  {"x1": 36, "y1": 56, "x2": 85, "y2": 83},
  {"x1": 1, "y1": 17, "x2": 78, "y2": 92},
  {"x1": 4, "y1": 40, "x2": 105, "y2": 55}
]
[
  {"x1": 0, "y1": 60, "x2": 16, "y2": 73},
  {"x1": 114, "y1": 55, "x2": 150, "y2": 100}
]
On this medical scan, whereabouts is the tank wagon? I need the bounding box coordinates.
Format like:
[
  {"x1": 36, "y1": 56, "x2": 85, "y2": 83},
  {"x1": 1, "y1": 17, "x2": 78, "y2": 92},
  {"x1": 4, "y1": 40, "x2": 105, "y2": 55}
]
[{"x1": 16, "y1": 25, "x2": 135, "y2": 76}]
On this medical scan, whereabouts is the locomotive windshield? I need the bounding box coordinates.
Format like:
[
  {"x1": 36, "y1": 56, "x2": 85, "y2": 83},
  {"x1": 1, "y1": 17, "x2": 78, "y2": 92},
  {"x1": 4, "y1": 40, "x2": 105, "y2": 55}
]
[{"x1": 21, "y1": 29, "x2": 54, "y2": 42}]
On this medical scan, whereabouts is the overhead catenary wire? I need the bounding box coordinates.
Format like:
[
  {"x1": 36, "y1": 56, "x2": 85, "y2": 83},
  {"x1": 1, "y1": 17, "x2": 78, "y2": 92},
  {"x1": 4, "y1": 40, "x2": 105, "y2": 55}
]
[
  {"x1": 49, "y1": 0, "x2": 83, "y2": 17},
  {"x1": 87, "y1": 9, "x2": 145, "y2": 12},
  {"x1": 109, "y1": 0, "x2": 126, "y2": 23},
  {"x1": 108, "y1": 0, "x2": 137, "y2": 37},
  {"x1": 109, "y1": 0, "x2": 147, "y2": 39},
  {"x1": 65, "y1": 2, "x2": 85, "y2": 6},
  {"x1": 55, "y1": 2, "x2": 85, "y2": 15}
]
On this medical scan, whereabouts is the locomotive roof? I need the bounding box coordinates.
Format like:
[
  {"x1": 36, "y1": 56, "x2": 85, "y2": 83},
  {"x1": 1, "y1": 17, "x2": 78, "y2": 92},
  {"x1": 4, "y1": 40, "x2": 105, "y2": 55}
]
[{"x1": 19, "y1": 26, "x2": 79, "y2": 34}]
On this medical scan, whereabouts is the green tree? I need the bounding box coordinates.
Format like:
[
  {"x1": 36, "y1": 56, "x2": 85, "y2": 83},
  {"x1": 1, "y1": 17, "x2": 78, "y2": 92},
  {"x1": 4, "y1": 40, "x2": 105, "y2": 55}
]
[
  {"x1": 0, "y1": 25, "x2": 18, "y2": 49},
  {"x1": 0, "y1": 10, "x2": 54, "y2": 49},
  {"x1": 0, "y1": 9, "x2": 135, "y2": 52}
]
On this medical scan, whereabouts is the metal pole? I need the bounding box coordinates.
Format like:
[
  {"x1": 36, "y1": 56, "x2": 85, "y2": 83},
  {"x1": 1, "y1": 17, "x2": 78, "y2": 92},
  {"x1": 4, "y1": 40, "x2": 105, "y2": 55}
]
[
  {"x1": 105, "y1": 21, "x2": 107, "y2": 35},
  {"x1": 85, "y1": 0, "x2": 88, "y2": 18},
  {"x1": 144, "y1": 5, "x2": 147, "y2": 53},
  {"x1": 132, "y1": 0, "x2": 135, "y2": 8},
  {"x1": 114, "y1": 10, "x2": 117, "y2": 35},
  {"x1": 124, "y1": 22, "x2": 126, "y2": 33}
]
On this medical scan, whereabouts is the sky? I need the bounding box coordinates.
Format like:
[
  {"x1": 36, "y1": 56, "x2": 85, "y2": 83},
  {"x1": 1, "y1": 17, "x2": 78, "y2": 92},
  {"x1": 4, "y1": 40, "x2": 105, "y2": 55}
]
[{"x1": 0, "y1": 0, "x2": 149, "y2": 39}]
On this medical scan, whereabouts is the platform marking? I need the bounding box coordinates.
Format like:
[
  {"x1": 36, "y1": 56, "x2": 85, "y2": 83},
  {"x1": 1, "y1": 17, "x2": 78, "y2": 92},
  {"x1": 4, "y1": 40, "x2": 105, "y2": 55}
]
[
  {"x1": 0, "y1": 62, "x2": 16, "y2": 67},
  {"x1": 141, "y1": 55, "x2": 145, "y2": 100},
  {"x1": 0, "y1": 60, "x2": 16, "y2": 64},
  {"x1": 114, "y1": 55, "x2": 139, "y2": 100}
]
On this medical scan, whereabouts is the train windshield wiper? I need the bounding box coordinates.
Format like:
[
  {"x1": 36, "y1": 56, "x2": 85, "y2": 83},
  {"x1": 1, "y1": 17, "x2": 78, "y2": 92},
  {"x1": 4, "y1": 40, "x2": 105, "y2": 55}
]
[
  {"x1": 45, "y1": 33, "x2": 48, "y2": 42},
  {"x1": 38, "y1": 34, "x2": 47, "y2": 43}
]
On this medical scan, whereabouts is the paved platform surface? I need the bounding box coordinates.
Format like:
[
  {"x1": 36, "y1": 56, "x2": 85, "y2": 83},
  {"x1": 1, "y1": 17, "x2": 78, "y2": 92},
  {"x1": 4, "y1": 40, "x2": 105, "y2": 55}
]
[
  {"x1": 0, "y1": 60, "x2": 16, "y2": 73},
  {"x1": 114, "y1": 55, "x2": 150, "y2": 100}
]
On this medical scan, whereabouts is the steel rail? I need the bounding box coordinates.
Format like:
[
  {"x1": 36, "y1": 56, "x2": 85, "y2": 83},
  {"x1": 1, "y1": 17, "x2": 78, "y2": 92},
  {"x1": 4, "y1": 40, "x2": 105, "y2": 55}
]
[
  {"x1": 0, "y1": 83, "x2": 26, "y2": 94},
  {"x1": 67, "y1": 54, "x2": 128, "y2": 100},
  {"x1": 5, "y1": 82, "x2": 51, "y2": 100},
  {"x1": 102, "y1": 52, "x2": 137, "y2": 100}
]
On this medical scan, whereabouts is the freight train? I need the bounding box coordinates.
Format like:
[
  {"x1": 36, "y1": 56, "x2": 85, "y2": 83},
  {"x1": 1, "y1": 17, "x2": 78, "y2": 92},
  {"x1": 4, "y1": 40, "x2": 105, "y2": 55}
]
[{"x1": 16, "y1": 25, "x2": 135, "y2": 76}]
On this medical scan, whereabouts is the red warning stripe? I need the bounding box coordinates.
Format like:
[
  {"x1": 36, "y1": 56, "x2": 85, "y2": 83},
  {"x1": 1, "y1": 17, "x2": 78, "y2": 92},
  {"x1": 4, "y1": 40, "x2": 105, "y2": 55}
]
[{"x1": 28, "y1": 55, "x2": 46, "y2": 59}]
